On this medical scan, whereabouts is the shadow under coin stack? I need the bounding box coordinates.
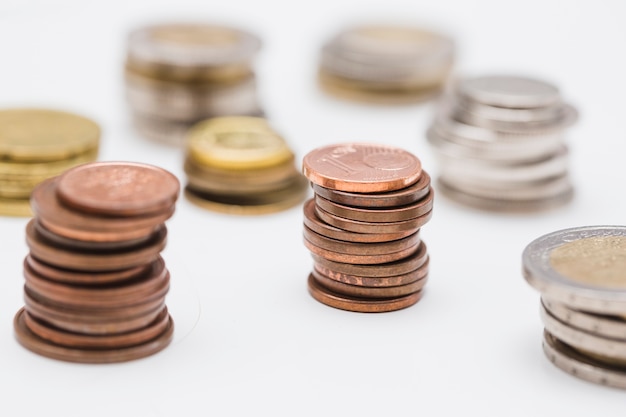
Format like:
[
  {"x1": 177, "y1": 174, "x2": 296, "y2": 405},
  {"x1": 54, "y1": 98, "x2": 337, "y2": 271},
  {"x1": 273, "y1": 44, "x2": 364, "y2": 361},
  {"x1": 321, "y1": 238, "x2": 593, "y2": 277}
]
[
  {"x1": 184, "y1": 116, "x2": 308, "y2": 214},
  {"x1": 302, "y1": 143, "x2": 433, "y2": 312},
  {"x1": 0, "y1": 109, "x2": 99, "y2": 217},
  {"x1": 13, "y1": 162, "x2": 180, "y2": 363},
  {"x1": 125, "y1": 23, "x2": 263, "y2": 145},
  {"x1": 427, "y1": 75, "x2": 578, "y2": 211},
  {"x1": 523, "y1": 226, "x2": 626, "y2": 389},
  {"x1": 318, "y1": 25, "x2": 455, "y2": 104}
]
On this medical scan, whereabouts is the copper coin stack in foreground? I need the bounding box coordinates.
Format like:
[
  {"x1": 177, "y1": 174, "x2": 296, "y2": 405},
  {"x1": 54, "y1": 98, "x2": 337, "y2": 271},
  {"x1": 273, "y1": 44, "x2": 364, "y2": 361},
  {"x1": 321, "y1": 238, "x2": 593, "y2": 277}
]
[
  {"x1": 13, "y1": 162, "x2": 180, "y2": 363},
  {"x1": 523, "y1": 226, "x2": 626, "y2": 389},
  {"x1": 302, "y1": 143, "x2": 433, "y2": 312},
  {"x1": 125, "y1": 23, "x2": 263, "y2": 145}
]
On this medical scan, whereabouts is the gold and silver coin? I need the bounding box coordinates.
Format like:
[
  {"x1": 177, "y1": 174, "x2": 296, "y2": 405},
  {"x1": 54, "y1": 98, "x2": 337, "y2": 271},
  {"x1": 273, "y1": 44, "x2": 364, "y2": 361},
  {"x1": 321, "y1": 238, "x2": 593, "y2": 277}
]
[
  {"x1": 184, "y1": 116, "x2": 308, "y2": 214},
  {"x1": 0, "y1": 109, "x2": 100, "y2": 217},
  {"x1": 318, "y1": 25, "x2": 455, "y2": 104},
  {"x1": 427, "y1": 75, "x2": 578, "y2": 212},
  {"x1": 124, "y1": 22, "x2": 263, "y2": 144},
  {"x1": 523, "y1": 226, "x2": 626, "y2": 389}
]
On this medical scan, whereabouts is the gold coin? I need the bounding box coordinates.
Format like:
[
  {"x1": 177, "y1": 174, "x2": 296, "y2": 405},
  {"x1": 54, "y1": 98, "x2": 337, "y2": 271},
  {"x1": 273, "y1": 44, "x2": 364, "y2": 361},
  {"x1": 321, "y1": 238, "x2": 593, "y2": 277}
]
[
  {"x1": 0, "y1": 148, "x2": 98, "y2": 177},
  {"x1": 0, "y1": 109, "x2": 100, "y2": 162},
  {"x1": 186, "y1": 116, "x2": 293, "y2": 170},
  {"x1": 0, "y1": 197, "x2": 31, "y2": 217}
]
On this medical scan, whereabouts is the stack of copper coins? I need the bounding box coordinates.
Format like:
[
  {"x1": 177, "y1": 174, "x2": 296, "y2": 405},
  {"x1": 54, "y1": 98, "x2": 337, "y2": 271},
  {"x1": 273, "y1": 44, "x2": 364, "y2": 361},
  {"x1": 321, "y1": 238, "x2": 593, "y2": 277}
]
[
  {"x1": 13, "y1": 162, "x2": 180, "y2": 363},
  {"x1": 125, "y1": 23, "x2": 263, "y2": 145},
  {"x1": 302, "y1": 143, "x2": 433, "y2": 312},
  {"x1": 0, "y1": 109, "x2": 99, "y2": 217},
  {"x1": 184, "y1": 116, "x2": 308, "y2": 215},
  {"x1": 318, "y1": 25, "x2": 455, "y2": 104},
  {"x1": 426, "y1": 74, "x2": 578, "y2": 211}
]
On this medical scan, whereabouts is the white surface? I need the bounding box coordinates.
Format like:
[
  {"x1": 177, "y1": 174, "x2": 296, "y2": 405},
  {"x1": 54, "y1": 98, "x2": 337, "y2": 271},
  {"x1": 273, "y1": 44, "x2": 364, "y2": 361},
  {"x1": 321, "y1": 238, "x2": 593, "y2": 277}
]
[{"x1": 0, "y1": 0, "x2": 625, "y2": 415}]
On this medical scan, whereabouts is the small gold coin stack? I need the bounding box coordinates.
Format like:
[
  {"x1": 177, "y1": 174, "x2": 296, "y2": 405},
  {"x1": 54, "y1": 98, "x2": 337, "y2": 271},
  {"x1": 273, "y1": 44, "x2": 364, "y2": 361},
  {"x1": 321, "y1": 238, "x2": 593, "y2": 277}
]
[
  {"x1": 318, "y1": 25, "x2": 455, "y2": 104},
  {"x1": 0, "y1": 109, "x2": 99, "y2": 217},
  {"x1": 302, "y1": 143, "x2": 433, "y2": 312},
  {"x1": 523, "y1": 226, "x2": 626, "y2": 389},
  {"x1": 125, "y1": 23, "x2": 263, "y2": 145},
  {"x1": 184, "y1": 116, "x2": 308, "y2": 214},
  {"x1": 13, "y1": 161, "x2": 180, "y2": 363}
]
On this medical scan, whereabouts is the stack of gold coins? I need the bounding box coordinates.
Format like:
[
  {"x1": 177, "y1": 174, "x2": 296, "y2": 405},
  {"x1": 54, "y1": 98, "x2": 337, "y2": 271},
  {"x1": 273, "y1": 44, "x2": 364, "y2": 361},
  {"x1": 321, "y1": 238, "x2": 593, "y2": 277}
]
[
  {"x1": 125, "y1": 23, "x2": 263, "y2": 145},
  {"x1": 0, "y1": 109, "x2": 99, "y2": 217},
  {"x1": 13, "y1": 162, "x2": 180, "y2": 363},
  {"x1": 318, "y1": 25, "x2": 455, "y2": 104},
  {"x1": 523, "y1": 226, "x2": 626, "y2": 389},
  {"x1": 183, "y1": 116, "x2": 308, "y2": 214},
  {"x1": 302, "y1": 143, "x2": 433, "y2": 312}
]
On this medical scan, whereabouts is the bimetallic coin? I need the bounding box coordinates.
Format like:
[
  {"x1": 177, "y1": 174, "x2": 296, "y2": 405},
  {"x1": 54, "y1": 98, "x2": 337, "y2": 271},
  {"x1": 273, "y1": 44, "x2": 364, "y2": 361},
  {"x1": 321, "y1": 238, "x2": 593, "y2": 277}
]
[
  {"x1": 523, "y1": 226, "x2": 626, "y2": 315},
  {"x1": 302, "y1": 143, "x2": 422, "y2": 193},
  {"x1": 456, "y1": 75, "x2": 561, "y2": 109}
]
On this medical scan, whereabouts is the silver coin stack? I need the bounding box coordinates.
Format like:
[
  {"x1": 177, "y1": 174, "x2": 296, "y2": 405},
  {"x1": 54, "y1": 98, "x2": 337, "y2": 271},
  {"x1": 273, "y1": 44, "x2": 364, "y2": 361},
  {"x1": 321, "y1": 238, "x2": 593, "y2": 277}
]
[
  {"x1": 523, "y1": 226, "x2": 626, "y2": 389},
  {"x1": 426, "y1": 75, "x2": 578, "y2": 211},
  {"x1": 125, "y1": 23, "x2": 263, "y2": 145},
  {"x1": 318, "y1": 25, "x2": 455, "y2": 104}
]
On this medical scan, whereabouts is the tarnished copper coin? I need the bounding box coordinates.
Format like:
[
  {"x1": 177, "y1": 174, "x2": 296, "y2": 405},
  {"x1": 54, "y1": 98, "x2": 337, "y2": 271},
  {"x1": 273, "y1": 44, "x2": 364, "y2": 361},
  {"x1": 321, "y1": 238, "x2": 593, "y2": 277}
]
[
  {"x1": 302, "y1": 143, "x2": 422, "y2": 192},
  {"x1": 314, "y1": 188, "x2": 433, "y2": 223},
  {"x1": 315, "y1": 204, "x2": 431, "y2": 234},
  {"x1": 26, "y1": 219, "x2": 167, "y2": 271},
  {"x1": 304, "y1": 236, "x2": 419, "y2": 265},
  {"x1": 311, "y1": 170, "x2": 431, "y2": 208},
  {"x1": 307, "y1": 274, "x2": 422, "y2": 313},
  {"x1": 14, "y1": 307, "x2": 174, "y2": 363},
  {"x1": 311, "y1": 268, "x2": 428, "y2": 298},
  {"x1": 311, "y1": 241, "x2": 429, "y2": 277},
  {"x1": 303, "y1": 225, "x2": 420, "y2": 256},
  {"x1": 302, "y1": 199, "x2": 415, "y2": 243},
  {"x1": 314, "y1": 253, "x2": 429, "y2": 287},
  {"x1": 56, "y1": 161, "x2": 180, "y2": 216}
]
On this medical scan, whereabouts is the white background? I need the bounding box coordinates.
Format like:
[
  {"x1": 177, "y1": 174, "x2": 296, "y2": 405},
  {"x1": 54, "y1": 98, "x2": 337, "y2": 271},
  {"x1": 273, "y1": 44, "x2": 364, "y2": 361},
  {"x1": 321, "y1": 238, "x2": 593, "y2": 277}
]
[{"x1": 0, "y1": 0, "x2": 625, "y2": 416}]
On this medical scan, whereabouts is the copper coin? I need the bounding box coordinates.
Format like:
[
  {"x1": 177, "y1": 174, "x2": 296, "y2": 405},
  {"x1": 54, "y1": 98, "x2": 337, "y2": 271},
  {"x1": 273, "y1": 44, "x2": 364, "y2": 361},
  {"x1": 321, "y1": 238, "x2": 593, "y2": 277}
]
[
  {"x1": 23, "y1": 258, "x2": 169, "y2": 308},
  {"x1": 303, "y1": 225, "x2": 420, "y2": 256},
  {"x1": 302, "y1": 143, "x2": 422, "y2": 192},
  {"x1": 56, "y1": 161, "x2": 180, "y2": 216},
  {"x1": 26, "y1": 219, "x2": 167, "y2": 271},
  {"x1": 311, "y1": 241, "x2": 428, "y2": 277},
  {"x1": 25, "y1": 255, "x2": 150, "y2": 285},
  {"x1": 23, "y1": 306, "x2": 170, "y2": 349},
  {"x1": 311, "y1": 268, "x2": 428, "y2": 298},
  {"x1": 314, "y1": 188, "x2": 434, "y2": 223},
  {"x1": 24, "y1": 289, "x2": 166, "y2": 334},
  {"x1": 14, "y1": 307, "x2": 174, "y2": 363},
  {"x1": 307, "y1": 274, "x2": 422, "y2": 313},
  {"x1": 312, "y1": 171, "x2": 431, "y2": 207},
  {"x1": 315, "y1": 204, "x2": 431, "y2": 234},
  {"x1": 314, "y1": 254, "x2": 429, "y2": 287},
  {"x1": 32, "y1": 178, "x2": 174, "y2": 242},
  {"x1": 302, "y1": 198, "x2": 415, "y2": 243},
  {"x1": 304, "y1": 236, "x2": 419, "y2": 265}
]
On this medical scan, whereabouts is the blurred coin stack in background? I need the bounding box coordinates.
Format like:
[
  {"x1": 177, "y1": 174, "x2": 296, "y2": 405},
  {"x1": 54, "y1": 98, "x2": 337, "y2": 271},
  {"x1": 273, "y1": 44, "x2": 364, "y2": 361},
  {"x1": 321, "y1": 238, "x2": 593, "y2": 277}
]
[
  {"x1": 302, "y1": 143, "x2": 433, "y2": 312},
  {"x1": 0, "y1": 109, "x2": 99, "y2": 217},
  {"x1": 523, "y1": 226, "x2": 626, "y2": 389},
  {"x1": 318, "y1": 25, "x2": 455, "y2": 104},
  {"x1": 125, "y1": 23, "x2": 264, "y2": 145},
  {"x1": 426, "y1": 75, "x2": 578, "y2": 211},
  {"x1": 14, "y1": 162, "x2": 179, "y2": 363},
  {"x1": 184, "y1": 116, "x2": 308, "y2": 214}
]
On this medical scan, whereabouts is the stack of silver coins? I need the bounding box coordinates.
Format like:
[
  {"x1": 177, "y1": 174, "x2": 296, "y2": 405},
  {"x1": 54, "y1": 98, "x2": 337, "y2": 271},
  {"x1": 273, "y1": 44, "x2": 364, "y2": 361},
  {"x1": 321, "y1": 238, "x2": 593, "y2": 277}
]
[
  {"x1": 426, "y1": 75, "x2": 578, "y2": 211},
  {"x1": 318, "y1": 25, "x2": 455, "y2": 104},
  {"x1": 523, "y1": 226, "x2": 626, "y2": 389},
  {"x1": 125, "y1": 23, "x2": 263, "y2": 145}
]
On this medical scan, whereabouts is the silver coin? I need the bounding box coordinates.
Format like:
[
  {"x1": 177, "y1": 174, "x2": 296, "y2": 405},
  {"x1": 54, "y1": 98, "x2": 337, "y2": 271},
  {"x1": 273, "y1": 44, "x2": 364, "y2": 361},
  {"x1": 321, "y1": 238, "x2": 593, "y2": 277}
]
[
  {"x1": 523, "y1": 226, "x2": 626, "y2": 315},
  {"x1": 454, "y1": 95, "x2": 564, "y2": 124},
  {"x1": 543, "y1": 297, "x2": 626, "y2": 340},
  {"x1": 543, "y1": 331, "x2": 626, "y2": 390},
  {"x1": 456, "y1": 75, "x2": 561, "y2": 109}
]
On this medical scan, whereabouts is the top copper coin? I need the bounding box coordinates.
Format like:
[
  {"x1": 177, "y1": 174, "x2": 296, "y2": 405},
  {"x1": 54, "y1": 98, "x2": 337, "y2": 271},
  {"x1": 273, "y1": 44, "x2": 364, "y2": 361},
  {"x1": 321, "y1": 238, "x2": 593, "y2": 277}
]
[
  {"x1": 56, "y1": 162, "x2": 180, "y2": 216},
  {"x1": 302, "y1": 143, "x2": 421, "y2": 192}
]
